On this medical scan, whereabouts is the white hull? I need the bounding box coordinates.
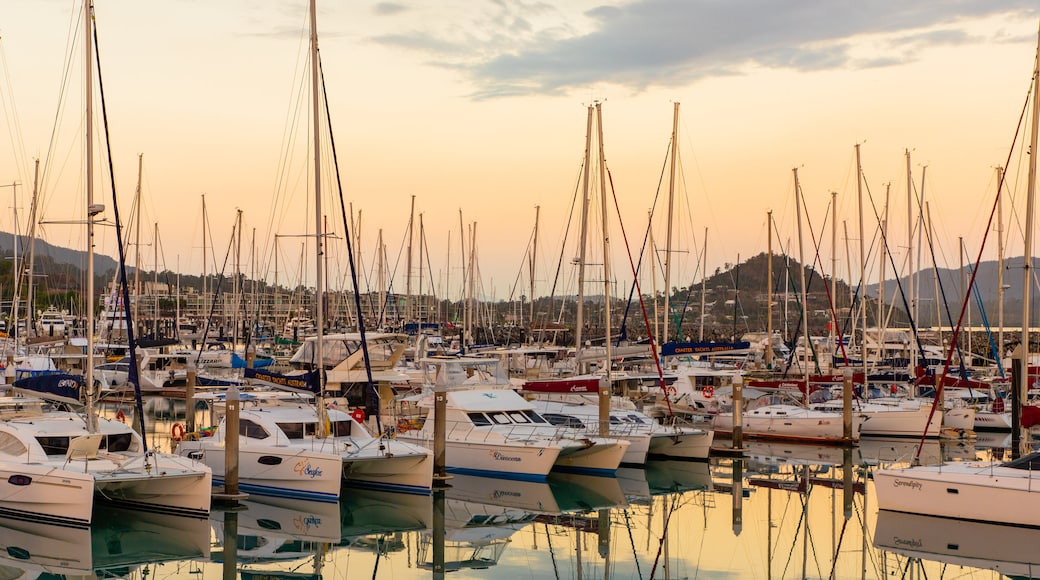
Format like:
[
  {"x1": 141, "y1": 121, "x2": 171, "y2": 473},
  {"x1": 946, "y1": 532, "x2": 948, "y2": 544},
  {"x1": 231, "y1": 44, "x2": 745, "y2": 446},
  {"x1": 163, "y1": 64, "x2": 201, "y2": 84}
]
[
  {"x1": 554, "y1": 439, "x2": 629, "y2": 474},
  {"x1": 342, "y1": 445, "x2": 434, "y2": 493},
  {"x1": 399, "y1": 434, "x2": 562, "y2": 480},
  {"x1": 617, "y1": 434, "x2": 651, "y2": 464},
  {"x1": 0, "y1": 463, "x2": 95, "y2": 526},
  {"x1": 943, "y1": 406, "x2": 976, "y2": 430},
  {"x1": 713, "y1": 404, "x2": 860, "y2": 443},
  {"x1": 648, "y1": 429, "x2": 713, "y2": 459},
  {"x1": 92, "y1": 453, "x2": 212, "y2": 518},
  {"x1": 176, "y1": 439, "x2": 343, "y2": 501},
  {"x1": 875, "y1": 460, "x2": 1040, "y2": 526},
  {"x1": 858, "y1": 406, "x2": 940, "y2": 437},
  {"x1": 974, "y1": 410, "x2": 1012, "y2": 431}
]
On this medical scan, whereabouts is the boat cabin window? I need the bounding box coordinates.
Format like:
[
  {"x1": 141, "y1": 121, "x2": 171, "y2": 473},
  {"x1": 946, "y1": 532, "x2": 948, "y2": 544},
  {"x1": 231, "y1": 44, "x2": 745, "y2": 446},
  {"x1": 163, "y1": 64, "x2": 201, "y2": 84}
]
[
  {"x1": 106, "y1": 432, "x2": 133, "y2": 452},
  {"x1": 623, "y1": 414, "x2": 647, "y2": 424},
  {"x1": 467, "y1": 412, "x2": 492, "y2": 426},
  {"x1": 487, "y1": 412, "x2": 514, "y2": 425},
  {"x1": 0, "y1": 432, "x2": 26, "y2": 455},
  {"x1": 507, "y1": 411, "x2": 530, "y2": 423},
  {"x1": 35, "y1": 433, "x2": 133, "y2": 455},
  {"x1": 241, "y1": 419, "x2": 272, "y2": 439},
  {"x1": 330, "y1": 419, "x2": 352, "y2": 437},
  {"x1": 523, "y1": 410, "x2": 547, "y2": 423},
  {"x1": 541, "y1": 413, "x2": 586, "y2": 429}
]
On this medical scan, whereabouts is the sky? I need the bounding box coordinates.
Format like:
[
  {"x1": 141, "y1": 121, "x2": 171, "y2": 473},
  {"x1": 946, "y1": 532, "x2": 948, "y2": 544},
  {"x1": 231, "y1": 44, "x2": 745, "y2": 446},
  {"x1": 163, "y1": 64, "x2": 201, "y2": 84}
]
[{"x1": 1, "y1": 1, "x2": 1039, "y2": 303}]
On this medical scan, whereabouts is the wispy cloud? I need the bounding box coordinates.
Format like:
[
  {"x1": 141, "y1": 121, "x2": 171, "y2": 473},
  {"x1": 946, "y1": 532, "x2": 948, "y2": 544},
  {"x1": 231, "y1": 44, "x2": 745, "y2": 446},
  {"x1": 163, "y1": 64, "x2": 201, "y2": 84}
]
[{"x1": 370, "y1": 0, "x2": 1039, "y2": 98}]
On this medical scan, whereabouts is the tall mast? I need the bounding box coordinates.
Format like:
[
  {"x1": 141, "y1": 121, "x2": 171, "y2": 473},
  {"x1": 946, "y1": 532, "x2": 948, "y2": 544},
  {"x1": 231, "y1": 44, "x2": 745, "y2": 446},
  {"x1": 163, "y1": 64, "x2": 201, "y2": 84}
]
[
  {"x1": 699, "y1": 228, "x2": 707, "y2": 341},
  {"x1": 133, "y1": 153, "x2": 142, "y2": 330},
  {"x1": 766, "y1": 212, "x2": 773, "y2": 368},
  {"x1": 663, "y1": 101, "x2": 679, "y2": 344},
  {"x1": 27, "y1": 161, "x2": 39, "y2": 339},
  {"x1": 85, "y1": 0, "x2": 97, "y2": 431},
  {"x1": 793, "y1": 167, "x2": 809, "y2": 398},
  {"x1": 595, "y1": 102, "x2": 611, "y2": 438},
  {"x1": 153, "y1": 222, "x2": 158, "y2": 337},
  {"x1": 1018, "y1": 22, "x2": 1040, "y2": 450},
  {"x1": 830, "y1": 190, "x2": 838, "y2": 367},
  {"x1": 405, "y1": 195, "x2": 415, "y2": 323},
  {"x1": 378, "y1": 228, "x2": 385, "y2": 329},
  {"x1": 905, "y1": 149, "x2": 916, "y2": 373},
  {"x1": 201, "y1": 194, "x2": 208, "y2": 329},
  {"x1": 855, "y1": 144, "x2": 868, "y2": 386},
  {"x1": 997, "y1": 166, "x2": 1006, "y2": 365},
  {"x1": 530, "y1": 205, "x2": 539, "y2": 326},
  {"x1": 309, "y1": 0, "x2": 326, "y2": 434},
  {"x1": 418, "y1": 212, "x2": 425, "y2": 323},
  {"x1": 11, "y1": 183, "x2": 19, "y2": 347},
  {"x1": 575, "y1": 105, "x2": 594, "y2": 368}
]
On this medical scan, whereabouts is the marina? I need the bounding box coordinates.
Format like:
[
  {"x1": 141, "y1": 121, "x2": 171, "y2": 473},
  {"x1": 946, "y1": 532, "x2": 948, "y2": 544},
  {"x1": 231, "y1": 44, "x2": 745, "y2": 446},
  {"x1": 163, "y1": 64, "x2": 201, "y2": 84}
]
[
  {"x1": 3, "y1": 1, "x2": 1040, "y2": 578},
  {"x1": 1, "y1": 402, "x2": 1033, "y2": 579}
]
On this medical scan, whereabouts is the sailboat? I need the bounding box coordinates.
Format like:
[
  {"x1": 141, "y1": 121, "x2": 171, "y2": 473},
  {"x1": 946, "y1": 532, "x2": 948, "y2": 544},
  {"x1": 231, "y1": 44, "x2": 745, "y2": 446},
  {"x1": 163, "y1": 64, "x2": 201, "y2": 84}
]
[
  {"x1": 0, "y1": 0, "x2": 211, "y2": 527},
  {"x1": 176, "y1": 0, "x2": 432, "y2": 497},
  {"x1": 874, "y1": 21, "x2": 1040, "y2": 525}
]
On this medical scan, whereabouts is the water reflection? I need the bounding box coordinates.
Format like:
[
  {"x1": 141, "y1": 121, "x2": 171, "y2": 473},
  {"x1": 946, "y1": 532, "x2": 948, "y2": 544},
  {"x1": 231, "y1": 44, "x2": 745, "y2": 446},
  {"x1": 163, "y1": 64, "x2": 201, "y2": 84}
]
[
  {"x1": 874, "y1": 510, "x2": 1040, "y2": 578},
  {"x1": 0, "y1": 504, "x2": 209, "y2": 577},
  {"x1": 5, "y1": 422, "x2": 1036, "y2": 579}
]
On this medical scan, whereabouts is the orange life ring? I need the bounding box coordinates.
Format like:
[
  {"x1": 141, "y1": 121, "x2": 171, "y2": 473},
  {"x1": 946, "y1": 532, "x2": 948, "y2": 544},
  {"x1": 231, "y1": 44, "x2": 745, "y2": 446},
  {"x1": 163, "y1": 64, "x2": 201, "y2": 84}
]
[
  {"x1": 351, "y1": 408, "x2": 366, "y2": 423},
  {"x1": 171, "y1": 422, "x2": 186, "y2": 441},
  {"x1": 115, "y1": 409, "x2": 126, "y2": 423},
  {"x1": 664, "y1": 385, "x2": 677, "y2": 396},
  {"x1": 702, "y1": 385, "x2": 715, "y2": 398}
]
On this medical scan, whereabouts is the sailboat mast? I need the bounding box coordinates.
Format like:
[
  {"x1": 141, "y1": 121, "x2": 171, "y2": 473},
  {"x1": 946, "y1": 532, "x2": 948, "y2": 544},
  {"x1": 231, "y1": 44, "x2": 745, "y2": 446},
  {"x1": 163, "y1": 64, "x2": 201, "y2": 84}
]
[
  {"x1": 793, "y1": 167, "x2": 809, "y2": 397},
  {"x1": 405, "y1": 195, "x2": 415, "y2": 324},
  {"x1": 378, "y1": 228, "x2": 385, "y2": 329},
  {"x1": 663, "y1": 102, "x2": 679, "y2": 344},
  {"x1": 575, "y1": 105, "x2": 594, "y2": 368},
  {"x1": 26, "y1": 161, "x2": 39, "y2": 339},
  {"x1": 153, "y1": 222, "x2": 158, "y2": 337},
  {"x1": 997, "y1": 166, "x2": 1006, "y2": 363},
  {"x1": 855, "y1": 144, "x2": 868, "y2": 387},
  {"x1": 905, "y1": 149, "x2": 916, "y2": 373},
  {"x1": 133, "y1": 153, "x2": 142, "y2": 329},
  {"x1": 766, "y1": 212, "x2": 773, "y2": 368},
  {"x1": 530, "y1": 205, "x2": 539, "y2": 326},
  {"x1": 85, "y1": 0, "x2": 97, "y2": 431},
  {"x1": 309, "y1": 0, "x2": 326, "y2": 429},
  {"x1": 595, "y1": 102, "x2": 611, "y2": 438},
  {"x1": 831, "y1": 191, "x2": 838, "y2": 367},
  {"x1": 1018, "y1": 23, "x2": 1040, "y2": 449},
  {"x1": 700, "y1": 228, "x2": 707, "y2": 342}
]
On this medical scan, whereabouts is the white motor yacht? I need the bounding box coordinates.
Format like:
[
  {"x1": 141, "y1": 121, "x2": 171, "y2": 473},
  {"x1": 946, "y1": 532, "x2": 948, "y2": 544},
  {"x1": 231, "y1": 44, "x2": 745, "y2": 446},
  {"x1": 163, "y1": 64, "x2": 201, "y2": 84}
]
[
  {"x1": 398, "y1": 367, "x2": 629, "y2": 479},
  {"x1": 531, "y1": 397, "x2": 713, "y2": 463},
  {"x1": 178, "y1": 390, "x2": 432, "y2": 496}
]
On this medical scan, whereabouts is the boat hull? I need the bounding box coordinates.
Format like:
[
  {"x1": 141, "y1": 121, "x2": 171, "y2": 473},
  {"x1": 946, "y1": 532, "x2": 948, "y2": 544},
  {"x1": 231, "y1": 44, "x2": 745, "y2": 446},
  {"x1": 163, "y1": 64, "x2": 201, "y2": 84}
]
[
  {"x1": 92, "y1": 454, "x2": 212, "y2": 518},
  {"x1": 648, "y1": 429, "x2": 713, "y2": 459},
  {"x1": 874, "y1": 463, "x2": 1040, "y2": 526},
  {"x1": 554, "y1": 439, "x2": 629, "y2": 475},
  {"x1": 713, "y1": 405, "x2": 859, "y2": 443},
  {"x1": 399, "y1": 434, "x2": 561, "y2": 481},
  {"x1": 0, "y1": 463, "x2": 94, "y2": 527},
  {"x1": 176, "y1": 440, "x2": 343, "y2": 502}
]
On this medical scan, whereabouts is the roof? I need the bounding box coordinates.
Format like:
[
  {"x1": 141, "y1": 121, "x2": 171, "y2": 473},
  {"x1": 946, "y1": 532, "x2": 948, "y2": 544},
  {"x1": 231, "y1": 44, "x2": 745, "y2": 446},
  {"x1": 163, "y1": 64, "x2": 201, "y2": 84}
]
[{"x1": 446, "y1": 388, "x2": 533, "y2": 412}]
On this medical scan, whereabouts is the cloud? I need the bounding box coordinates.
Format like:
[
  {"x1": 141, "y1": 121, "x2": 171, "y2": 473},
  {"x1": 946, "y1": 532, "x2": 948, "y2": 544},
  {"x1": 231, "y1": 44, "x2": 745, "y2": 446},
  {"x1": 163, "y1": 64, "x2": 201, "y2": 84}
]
[
  {"x1": 370, "y1": 0, "x2": 1040, "y2": 98},
  {"x1": 373, "y1": 2, "x2": 408, "y2": 16}
]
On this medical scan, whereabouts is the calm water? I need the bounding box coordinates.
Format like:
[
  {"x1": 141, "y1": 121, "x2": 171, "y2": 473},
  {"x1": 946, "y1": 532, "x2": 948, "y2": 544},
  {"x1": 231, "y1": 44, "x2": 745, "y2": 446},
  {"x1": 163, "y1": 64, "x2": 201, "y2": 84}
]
[{"x1": 18, "y1": 401, "x2": 1031, "y2": 579}]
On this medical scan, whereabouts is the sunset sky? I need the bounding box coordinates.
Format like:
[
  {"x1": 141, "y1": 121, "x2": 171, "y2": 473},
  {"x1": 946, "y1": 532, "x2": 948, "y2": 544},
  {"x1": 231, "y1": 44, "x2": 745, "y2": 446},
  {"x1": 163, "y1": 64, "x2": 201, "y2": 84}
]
[{"x1": 1, "y1": 1, "x2": 1039, "y2": 303}]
